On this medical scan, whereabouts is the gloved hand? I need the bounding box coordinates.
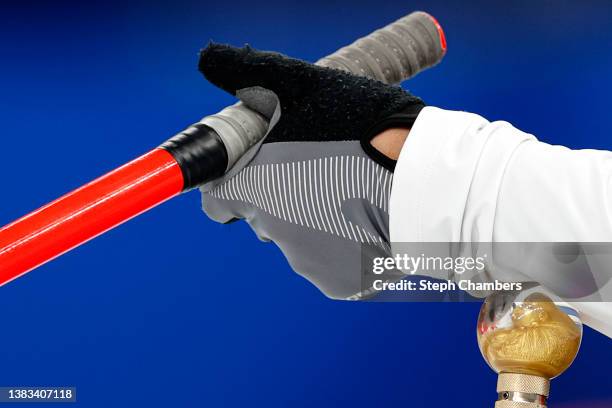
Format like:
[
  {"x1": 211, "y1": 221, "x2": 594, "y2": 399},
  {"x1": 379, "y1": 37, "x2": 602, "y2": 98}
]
[{"x1": 198, "y1": 43, "x2": 424, "y2": 299}]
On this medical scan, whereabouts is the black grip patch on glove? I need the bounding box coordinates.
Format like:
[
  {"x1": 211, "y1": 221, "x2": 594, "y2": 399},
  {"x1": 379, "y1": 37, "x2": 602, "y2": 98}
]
[{"x1": 199, "y1": 43, "x2": 425, "y2": 169}]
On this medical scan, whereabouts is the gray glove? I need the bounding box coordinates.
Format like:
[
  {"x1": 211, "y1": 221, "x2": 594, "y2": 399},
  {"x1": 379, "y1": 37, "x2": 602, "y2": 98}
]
[{"x1": 198, "y1": 44, "x2": 424, "y2": 299}]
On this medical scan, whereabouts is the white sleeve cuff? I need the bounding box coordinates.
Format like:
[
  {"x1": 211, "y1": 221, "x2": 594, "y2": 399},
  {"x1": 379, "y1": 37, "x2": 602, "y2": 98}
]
[{"x1": 389, "y1": 106, "x2": 535, "y2": 243}]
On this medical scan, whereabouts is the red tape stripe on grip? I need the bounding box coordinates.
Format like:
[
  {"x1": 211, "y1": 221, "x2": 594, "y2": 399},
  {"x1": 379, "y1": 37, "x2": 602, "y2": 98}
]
[
  {"x1": 0, "y1": 148, "x2": 184, "y2": 286},
  {"x1": 426, "y1": 13, "x2": 447, "y2": 54}
]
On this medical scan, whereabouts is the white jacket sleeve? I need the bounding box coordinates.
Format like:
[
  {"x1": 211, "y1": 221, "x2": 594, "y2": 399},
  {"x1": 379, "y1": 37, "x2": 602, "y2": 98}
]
[{"x1": 389, "y1": 106, "x2": 612, "y2": 337}]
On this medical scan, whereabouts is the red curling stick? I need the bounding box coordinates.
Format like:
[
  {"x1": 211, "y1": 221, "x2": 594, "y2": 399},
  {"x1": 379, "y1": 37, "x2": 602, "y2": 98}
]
[{"x1": 0, "y1": 11, "x2": 447, "y2": 286}]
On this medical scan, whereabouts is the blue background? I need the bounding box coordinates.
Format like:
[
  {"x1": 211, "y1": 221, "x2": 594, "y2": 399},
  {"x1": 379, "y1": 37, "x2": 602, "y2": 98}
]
[{"x1": 1, "y1": 1, "x2": 611, "y2": 407}]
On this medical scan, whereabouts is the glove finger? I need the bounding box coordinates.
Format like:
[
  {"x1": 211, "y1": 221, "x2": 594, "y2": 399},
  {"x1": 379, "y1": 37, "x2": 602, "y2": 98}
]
[
  {"x1": 201, "y1": 187, "x2": 246, "y2": 224},
  {"x1": 202, "y1": 187, "x2": 273, "y2": 242}
]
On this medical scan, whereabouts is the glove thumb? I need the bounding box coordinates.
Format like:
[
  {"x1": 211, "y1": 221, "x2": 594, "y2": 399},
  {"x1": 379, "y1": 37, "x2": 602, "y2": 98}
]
[{"x1": 198, "y1": 43, "x2": 313, "y2": 100}]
